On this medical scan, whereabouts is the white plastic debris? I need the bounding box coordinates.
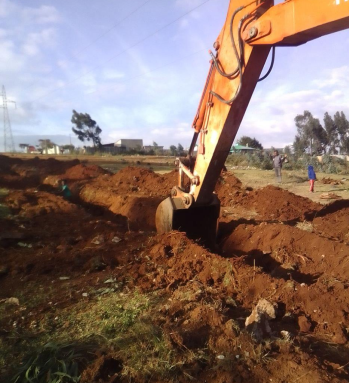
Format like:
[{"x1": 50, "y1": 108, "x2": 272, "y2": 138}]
[
  {"x1": 112, "y1": 236, "x2": 122, "y2": 243},
  {"x1": 18, "y1": 242, "x2": 32, "y2": 248}
]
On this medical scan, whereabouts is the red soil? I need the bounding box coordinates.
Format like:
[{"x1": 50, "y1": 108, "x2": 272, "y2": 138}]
[{"x1": 1, "y1": 156, "x2": 349, "y2": 382}]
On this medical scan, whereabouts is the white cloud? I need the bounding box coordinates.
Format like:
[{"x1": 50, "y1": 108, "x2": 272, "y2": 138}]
[
  {"x1": 239, "y1": 75, "x2": 349, "y2": 148},
  {"x1": 175, "y1": 0, "x2": 204, "y2": 9},
  {"x1": 102, "y1": 69, "x2": 125, "y2": 80},
  {"x1": 312, "y1": 65, "x2": 349, "y2": 88},
  {"x1": 0, "y1": 0, "x2": 15, "y2": 17},
  {"x1": 21, "y1": 28, "x2": 56, "y2": 56},
  {"x1": 21, "y1": 5, "x2": 61, "y2": 24}
]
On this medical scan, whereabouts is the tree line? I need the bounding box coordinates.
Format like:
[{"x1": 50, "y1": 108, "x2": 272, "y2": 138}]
[
  {"x1": 293, "y1": 110, "x2": 349, "y2": 156},
  {"x1": 234, "y1": 110, "x2": 349, "y2": 158}
]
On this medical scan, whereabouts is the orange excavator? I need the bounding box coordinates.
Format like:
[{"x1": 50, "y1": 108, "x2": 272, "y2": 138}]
[{"x1": 156, "y1": 0, "x2": 349, "y2": 246}]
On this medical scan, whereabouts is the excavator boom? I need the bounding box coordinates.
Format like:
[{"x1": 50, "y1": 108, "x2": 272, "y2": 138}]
[{"x1": 156, "y1": 0, "x2": 349, "y2": 246}]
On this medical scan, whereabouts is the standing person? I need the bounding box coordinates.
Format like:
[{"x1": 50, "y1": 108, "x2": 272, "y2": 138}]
[
  {"x1": 272, "y1": 150, "x2": 287, "y2": 183},
  {"x1": 308, "y1": 165, "x2": 316, "y2": 192}
]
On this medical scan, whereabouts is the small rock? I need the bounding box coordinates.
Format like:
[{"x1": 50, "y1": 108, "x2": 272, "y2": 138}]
[
  {"x1": 225, "y1": 297, "x2": 237, "y2": 307},
  {"x1": 217, "y1": 355, "x2": 225, "y2": 360},
  {"x1": 297, "y1": 315, "x2": 312, "y2": 332},
  {"x1": 59, "y1": 276, "x2": 70, "y2": 281},
  {"x1": 112, "y1": 236, "x2": 122, "y2": 243},
  {"x1": 91, "y1": 235, "x2": 105, "y2": 245},
  {"x1": 87, "y1": 256, "x2": 107, "y2": 272},
  {"x1": 82, "y1": 293, "x2": 88, "y2": 297},
  {"x1": 245, "y1": 299, "x2": 277, "y2": 341},
  {"x1": 280, "y1": 330, "x2": 291, "y2": 341},
  {"x1": 5, "y1": 297, "x2": 20, "y2": 306}
]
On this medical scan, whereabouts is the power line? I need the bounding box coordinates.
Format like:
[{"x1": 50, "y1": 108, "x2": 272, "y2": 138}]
[
  {"x1": 87, "y1": 48, "x2": 208, "y2": 96},
  {"x1": 33, "y1": 0, "x2": 213, "y2": 103},
  {"x1": 75, "y1": 0, "x2": 154, "y2": 55}
]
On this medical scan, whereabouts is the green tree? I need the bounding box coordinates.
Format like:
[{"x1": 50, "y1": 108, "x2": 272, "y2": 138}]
[
  {"x1": 61, "y1": 144, "x2": 75, "y2": 153},
  {"x1": 237, "y1": 136, "x2": 263, "y2": 150},
  {"x1": 39, "y1": 139, "x2": 54, "y2": 150},
  {"x1": 284, "y1": 145, "x2": 292, "y2": 156},
  {"x1": 323, "y1": 112, "x2": 338, "y2": 154},
  {"x1": 177, "y1": 143, "x2": 184, "y2": 156},
  {"x1": 169, "y1": 145, "x2": 177, "y2": 156},
  {"x1": 19, "y1": 143, "x2": 29, "y2": 151},
  {"x1": 71, "y1": 110, "x2": 102, "y2": 147},
  {"x1": 334, "y1": 111, "x2": 349, "y2": 154},
  {"x1": 294, "y1": 110, "x2": 327, "y2": 155}
]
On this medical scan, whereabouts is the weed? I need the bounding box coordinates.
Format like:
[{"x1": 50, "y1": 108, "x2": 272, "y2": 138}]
[{"x1": 11, "y1": 341, "x2": 98, "y2": 383}]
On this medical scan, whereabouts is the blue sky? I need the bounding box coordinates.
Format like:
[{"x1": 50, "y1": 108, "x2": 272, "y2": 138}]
[{"x1": 1, "y1": 0, "x2": 349, "y2": 151}]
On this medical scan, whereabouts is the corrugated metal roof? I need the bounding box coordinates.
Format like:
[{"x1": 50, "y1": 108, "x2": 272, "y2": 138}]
[{"x1": 231, "y1": 144, "x2": 256, "y2": 150}]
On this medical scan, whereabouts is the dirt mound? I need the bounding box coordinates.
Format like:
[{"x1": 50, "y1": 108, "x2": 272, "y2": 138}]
[
  {"x1": 108, "y1": 167, "x2": 177, "y2": 196},
  {"x1": 77, "y1": 168, "x2": 178, "y2": 230},
  {"x1": 313, "y1": 200, "x2": 349, "y2": 243},
  {"x1": 215, "y1": 172, "x2": 246, "y2": 206},
  {"x1": 321, "y1": 177, "x2": 343, "y2": 185},
  {"x1": 43, "y1": 163, "x2": 111, "y2": 189},
  {"x1": 0, "y1": 156, "x2": 80, "y2": 188},
  {"x1": 222, "y1": 223, "x2": 349, "y2": 344},
  {"x1": 238, "y1": 185, "x2": 322, "y2": 221},
  {"x1": 5, "y1": 190, "x2": 81, "y2": 218},
  {"x1": 133, "y1": 232, "x2": 237, "y2": 294},
  {"x1": 63, "y1": 163, "x2": 111, "y2": 180}
]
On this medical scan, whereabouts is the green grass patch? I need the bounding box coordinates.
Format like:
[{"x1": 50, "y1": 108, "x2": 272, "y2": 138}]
[
  {"x1": 3, "y1": 289, "x2": 201, "y2": 382},
  {"x1": 0, "y1": 188, "x2": 10, "y2": 218},
  {"x1": 12, "y1": 340, "x2": 98, "y2": 383}
]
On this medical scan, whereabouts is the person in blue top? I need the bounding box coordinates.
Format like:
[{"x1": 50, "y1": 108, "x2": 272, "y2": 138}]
[{"x1": 308, "y1": 165, "x2": 316, "y2": 192}]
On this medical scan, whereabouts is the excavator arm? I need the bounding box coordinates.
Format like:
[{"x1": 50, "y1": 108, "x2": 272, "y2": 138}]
[{"x1": 156, "y1": 0, "x2": 349, "y2": 246}]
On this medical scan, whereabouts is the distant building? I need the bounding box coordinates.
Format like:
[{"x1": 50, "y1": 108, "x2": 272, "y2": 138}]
[
  {"x1": 42, "y1": 144, "x2": 61, "y2": 155},
  {"x1": 100, "y1": 143, "x2": 126, "y2": 154},
  {"x1": 115, "y1": 139, "x2": 143, "y2": 151}
]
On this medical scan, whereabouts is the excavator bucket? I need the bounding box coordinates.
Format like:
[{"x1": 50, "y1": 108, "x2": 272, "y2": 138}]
[{"x1": 155, "y1": 195, "x2": 220, "y2": 248}]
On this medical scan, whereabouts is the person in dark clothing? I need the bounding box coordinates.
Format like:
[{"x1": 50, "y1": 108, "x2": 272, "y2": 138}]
[
  {"x1": 272, "y1": 150, "x2": 287, "y2": 183},
  {"x1": 308, "y1": 165, "x2": 316, "y2": 192}
]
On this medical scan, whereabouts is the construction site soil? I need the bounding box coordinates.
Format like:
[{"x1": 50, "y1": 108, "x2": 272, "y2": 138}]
[{"x1": 1, "y1": 155, "x2": 349, "y2": 383}]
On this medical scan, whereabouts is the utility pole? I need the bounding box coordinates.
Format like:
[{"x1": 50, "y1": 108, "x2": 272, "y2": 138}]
[{"x1": 1, "y1": 85, "x2": 16, "y2": 153}]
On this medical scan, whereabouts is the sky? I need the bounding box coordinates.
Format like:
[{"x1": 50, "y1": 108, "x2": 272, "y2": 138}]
[{"x1": 1, "y1": 0, "x2": 349, "y2": 152}]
